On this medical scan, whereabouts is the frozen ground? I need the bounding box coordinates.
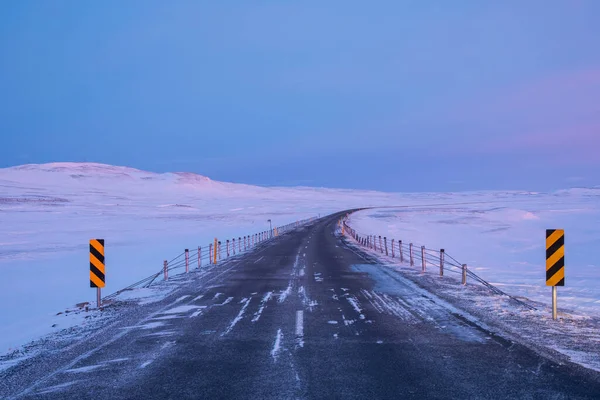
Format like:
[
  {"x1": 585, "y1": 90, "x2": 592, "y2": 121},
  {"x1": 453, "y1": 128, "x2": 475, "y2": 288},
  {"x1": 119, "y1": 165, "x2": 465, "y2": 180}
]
[{"x1": 347, "y1": 193, "x2": 600, "y2": 317}]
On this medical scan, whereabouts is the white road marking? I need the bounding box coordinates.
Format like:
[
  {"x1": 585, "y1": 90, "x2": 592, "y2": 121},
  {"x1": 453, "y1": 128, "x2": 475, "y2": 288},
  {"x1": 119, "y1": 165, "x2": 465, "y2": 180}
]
[
  {"x1": 296, "y1": 311, "x2": 304, "y2": 337},
  {"x1": 254, "y1": 256, "x2": 264, "y2": 263},
  {"x1": 140, "y1": 360, "x2": 153, "y2": 369}
]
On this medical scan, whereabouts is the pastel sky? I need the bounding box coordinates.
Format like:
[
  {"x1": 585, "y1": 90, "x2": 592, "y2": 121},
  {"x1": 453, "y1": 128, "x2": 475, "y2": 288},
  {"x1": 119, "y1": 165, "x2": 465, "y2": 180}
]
[{"x1": 1, "y1": 1, "x2": 599, "y2": 192}]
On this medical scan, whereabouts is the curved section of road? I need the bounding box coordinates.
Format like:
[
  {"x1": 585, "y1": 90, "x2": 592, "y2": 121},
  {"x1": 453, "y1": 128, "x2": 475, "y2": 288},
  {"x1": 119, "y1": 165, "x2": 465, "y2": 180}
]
[{"x1": 3, "y1": 212, "x2": 600, "y2": 399}]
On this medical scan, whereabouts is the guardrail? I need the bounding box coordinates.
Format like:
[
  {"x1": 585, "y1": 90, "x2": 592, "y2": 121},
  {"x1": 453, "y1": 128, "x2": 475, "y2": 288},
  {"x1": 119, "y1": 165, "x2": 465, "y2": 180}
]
[
  {"x1": 102, "y1": 216, "x2": 318, "y2": 302},
  {"x1": 339, "y1": 215, "x2": 536, "y2": 311}
]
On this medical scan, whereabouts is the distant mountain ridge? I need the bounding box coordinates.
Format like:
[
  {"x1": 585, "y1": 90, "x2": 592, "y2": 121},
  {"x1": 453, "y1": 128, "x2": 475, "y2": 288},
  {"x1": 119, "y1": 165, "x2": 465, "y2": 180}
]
[{"x1": 2, "y1": 162, "x2": 214, "y2": 184}]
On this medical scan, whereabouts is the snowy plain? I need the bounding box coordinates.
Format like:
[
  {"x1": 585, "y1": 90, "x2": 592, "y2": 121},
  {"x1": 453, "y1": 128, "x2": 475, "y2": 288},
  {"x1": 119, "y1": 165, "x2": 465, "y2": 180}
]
[
  {"x1": 0, "y1": 162, "x2": 598, "y2": 361},
  {"x1": 347, "y1": 191, "x2": 600, "y2": 318}
]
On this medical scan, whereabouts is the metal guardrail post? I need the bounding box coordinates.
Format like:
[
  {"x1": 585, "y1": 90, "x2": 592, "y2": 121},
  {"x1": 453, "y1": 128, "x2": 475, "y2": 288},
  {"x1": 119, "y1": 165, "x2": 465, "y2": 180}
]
[
  {"x1": 399, "y1": 240, "x2": 404, "y2": 262},
  {"x1": 185, "y1": 249, "x2": 189, "y2": 273},
  {"x1": 440, "y1": 249, "x2": 445, "y2": 277}
]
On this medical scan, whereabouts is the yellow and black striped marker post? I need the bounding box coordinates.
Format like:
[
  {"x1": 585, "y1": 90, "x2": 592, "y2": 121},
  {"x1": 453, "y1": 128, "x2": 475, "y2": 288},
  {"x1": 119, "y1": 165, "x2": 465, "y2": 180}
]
[
  {"x1": 90, "y1": 239, "x2": 105, "y2": 308},
  {"x1": 546, "y1": 229, "x2": 565, "y2": 320}
]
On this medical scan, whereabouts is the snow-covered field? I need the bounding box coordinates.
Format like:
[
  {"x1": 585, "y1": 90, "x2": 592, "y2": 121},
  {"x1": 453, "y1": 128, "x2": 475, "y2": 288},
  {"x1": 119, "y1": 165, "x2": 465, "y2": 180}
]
[
  {"x1": 0, "y1": 163, "x2": 407, "y2": 355},
  {"x1": 1, "y1": 162, "x2": 598, "y2": 360},
  {"x1": 347, "y1": 191, "x2": 600, "y2": 317}
]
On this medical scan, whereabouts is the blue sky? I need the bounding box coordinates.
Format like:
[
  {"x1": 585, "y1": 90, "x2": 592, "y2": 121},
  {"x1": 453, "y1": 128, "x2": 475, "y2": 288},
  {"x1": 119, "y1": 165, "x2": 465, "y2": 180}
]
[{"x1": 1, "y1": 1, "x2": 599, "y2": 192}]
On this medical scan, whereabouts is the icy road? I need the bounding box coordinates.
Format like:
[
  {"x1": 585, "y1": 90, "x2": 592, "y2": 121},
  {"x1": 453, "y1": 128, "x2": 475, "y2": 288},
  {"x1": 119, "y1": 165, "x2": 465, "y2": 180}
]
[{"x1": 2, "y1": 212, "x2": 600, "y2": 399}]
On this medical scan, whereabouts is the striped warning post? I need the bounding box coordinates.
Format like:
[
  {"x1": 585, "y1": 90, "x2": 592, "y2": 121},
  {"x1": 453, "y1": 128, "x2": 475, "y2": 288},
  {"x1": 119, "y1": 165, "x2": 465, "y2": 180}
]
[
  {"x1": 90, "y1": 239, "x2": 105, "y2": 288},
  {"x1": 546, "y1": 229, "x2": 564, "y2": 286}
]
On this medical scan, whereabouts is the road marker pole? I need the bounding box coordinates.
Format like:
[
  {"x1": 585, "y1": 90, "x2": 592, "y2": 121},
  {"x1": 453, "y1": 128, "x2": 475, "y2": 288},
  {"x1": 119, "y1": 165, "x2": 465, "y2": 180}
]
[
  {"x1": 89, "y1": 239, "x2": 105, "y2": 308},
  {"x1": 546, "y1": 229, "x2": 565, "y2": 320},
  {"x1": 440, "y1": 249, "x2": 445, "y2": 277},
  {"x1": 391, "y1": 239, "x2": 395, "y2": 258},
  {"x1": 384, "y1": 237, "x2": 388, "y2": 256},
  {"x1": 462, "y1": 264, "x2": 467, "y2": 285},
  {"x1": 552, "y1": 287, "x2": 557, "y2": 320},
  {"x1": 164, "y1": 260, "x2": 168, "y2": 281},
  {"x1": 213, "y1": 238, "x2": 218, "y2": 264},
  {"x1": 409, "y1": 243, "x2": 414, "y2": 266},
  {"x1": 198, "y1": 246, "x2": 201, "y2": 268},
  {"x1": 421, "y1": 246, "x2": 426, "y2": 273}
]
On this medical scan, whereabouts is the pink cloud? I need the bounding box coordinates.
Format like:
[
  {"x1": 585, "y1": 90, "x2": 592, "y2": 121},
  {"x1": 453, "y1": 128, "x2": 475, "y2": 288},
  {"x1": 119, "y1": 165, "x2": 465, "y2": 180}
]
[
  {"x1": 455, "y1": 67, "x2": 600, "y2": 121},
  {"x1": 449, "y1": 67, "x2": 600, "y2": 165}
]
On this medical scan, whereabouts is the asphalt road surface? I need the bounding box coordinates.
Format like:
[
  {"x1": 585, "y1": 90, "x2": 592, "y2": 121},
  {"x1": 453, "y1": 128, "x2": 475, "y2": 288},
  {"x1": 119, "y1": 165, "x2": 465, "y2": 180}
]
[{"x1": 3, "y1": 212, "x2": 600, "y2": 399}]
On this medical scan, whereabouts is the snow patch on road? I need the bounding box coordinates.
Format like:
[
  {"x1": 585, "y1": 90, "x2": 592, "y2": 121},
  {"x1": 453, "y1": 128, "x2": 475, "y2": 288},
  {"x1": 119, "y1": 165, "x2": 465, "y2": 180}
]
[
  {"x1": 271, "y1": 329, "x2": 283, "y2": 361},
  {"x1": 36, "y1": 381, "x2": 80, "y2": 395},
  {"x1": 279, "y1": 285, "x2": 293, "y2": 303},
  {"x1": 161, "y1": 305, "x2": 205, "y2": 315},
  {"x1": 215, "y1": 296, "x2": 233, "y2": 306},
  {"x1": 222, "y1": 297, "x2": 252, "y2": 336},
  {"x1": 347, "y1": 296, "x2": 366, "y2": 320},
  {"x1": 252, "y1": 292, "x2": 273, "y2": 322}
]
